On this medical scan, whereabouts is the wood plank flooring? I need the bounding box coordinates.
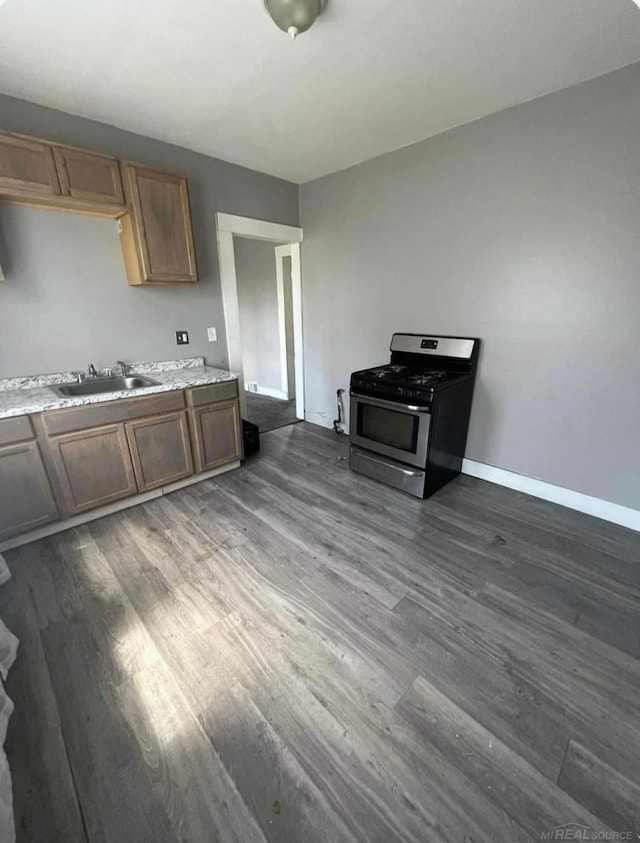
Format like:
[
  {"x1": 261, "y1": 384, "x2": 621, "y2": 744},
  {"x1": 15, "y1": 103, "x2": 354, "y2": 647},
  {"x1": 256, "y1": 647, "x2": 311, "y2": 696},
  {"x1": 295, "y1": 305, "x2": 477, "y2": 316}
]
[
  {"x1": 1, "y1": 422, "x2": 639, "y2": 842},
  {"x1": 244, "y1": 392, "x2": 299, "y2": 433}
]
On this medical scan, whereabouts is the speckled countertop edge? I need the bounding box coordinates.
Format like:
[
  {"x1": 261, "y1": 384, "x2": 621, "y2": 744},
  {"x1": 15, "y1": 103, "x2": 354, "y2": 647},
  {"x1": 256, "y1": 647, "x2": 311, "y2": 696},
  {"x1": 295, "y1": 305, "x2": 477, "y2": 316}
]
[
  {"x1": 0, "y1": 356, "x2": 206, "y2": 392},
  {"x1": 0, "y1": 357, "x2": 239, "y2": 420}
]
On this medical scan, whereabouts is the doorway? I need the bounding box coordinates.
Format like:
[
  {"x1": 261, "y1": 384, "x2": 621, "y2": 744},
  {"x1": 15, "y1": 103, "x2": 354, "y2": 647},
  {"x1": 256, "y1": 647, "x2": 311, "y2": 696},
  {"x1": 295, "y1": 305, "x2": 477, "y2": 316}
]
[
  {"x1": 215, "y1": 213, "x2": 304, "y2": 433},
  {"x1": 235, "y1": 238, "x2": 296, "y2": 432}
]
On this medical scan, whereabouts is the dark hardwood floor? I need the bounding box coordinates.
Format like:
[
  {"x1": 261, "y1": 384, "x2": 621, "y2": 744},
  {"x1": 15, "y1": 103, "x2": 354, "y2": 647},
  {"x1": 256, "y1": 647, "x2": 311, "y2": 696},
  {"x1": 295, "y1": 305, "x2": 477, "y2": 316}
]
[
  {"x1": 244, "y1": 392, "x2": 299, "y2": 433},
  {"x1": 2, "y1": 422, "x2": 639, "y2": 842}
]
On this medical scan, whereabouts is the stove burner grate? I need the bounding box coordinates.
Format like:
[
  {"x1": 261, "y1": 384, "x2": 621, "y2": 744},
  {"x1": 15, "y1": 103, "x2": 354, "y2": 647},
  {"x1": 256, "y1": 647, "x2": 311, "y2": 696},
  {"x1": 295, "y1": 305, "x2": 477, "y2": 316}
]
[{"x1": 362, "y1": 366, "x2": 449, "y2": 386}]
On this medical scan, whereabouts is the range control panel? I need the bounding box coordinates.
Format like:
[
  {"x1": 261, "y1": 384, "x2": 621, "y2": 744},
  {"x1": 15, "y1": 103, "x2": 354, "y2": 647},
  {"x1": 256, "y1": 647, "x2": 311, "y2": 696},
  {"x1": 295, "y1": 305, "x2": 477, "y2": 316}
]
[{"x1": 391, "y1": 334, "x2": 477, "y2": 360}]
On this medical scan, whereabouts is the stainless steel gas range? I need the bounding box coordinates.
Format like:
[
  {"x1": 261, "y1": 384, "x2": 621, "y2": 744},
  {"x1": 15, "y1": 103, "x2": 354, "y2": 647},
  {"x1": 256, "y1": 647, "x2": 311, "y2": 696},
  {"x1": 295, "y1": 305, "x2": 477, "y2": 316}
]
[{"x1": 349, "y1": 333, "x2": 480, "y2": 498}]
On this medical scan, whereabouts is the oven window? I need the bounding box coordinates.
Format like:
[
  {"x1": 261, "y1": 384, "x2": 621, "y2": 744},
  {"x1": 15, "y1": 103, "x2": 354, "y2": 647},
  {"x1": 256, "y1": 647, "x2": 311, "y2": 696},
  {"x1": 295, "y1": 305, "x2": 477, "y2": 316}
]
[{"x1": 357, "y1": 403, "x2": 419, "y2": 453}]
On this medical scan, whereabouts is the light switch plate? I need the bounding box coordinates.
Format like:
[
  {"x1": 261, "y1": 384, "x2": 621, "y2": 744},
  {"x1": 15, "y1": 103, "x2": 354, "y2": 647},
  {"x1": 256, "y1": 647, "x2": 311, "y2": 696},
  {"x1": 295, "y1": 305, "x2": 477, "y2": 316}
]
[
  {"x1": 207, "y1": 327, "x2": 217, "y2": 342},
  {"x1": 176, "y1": 331, "x2": 189, "y2": 345}
]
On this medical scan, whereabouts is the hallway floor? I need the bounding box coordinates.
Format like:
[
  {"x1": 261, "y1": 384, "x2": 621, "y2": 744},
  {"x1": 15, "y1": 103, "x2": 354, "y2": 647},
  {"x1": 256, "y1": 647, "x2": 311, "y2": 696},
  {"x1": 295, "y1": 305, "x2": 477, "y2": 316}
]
[{"x1": 244, "y1": 391, "x2": 298, "y2": 433}]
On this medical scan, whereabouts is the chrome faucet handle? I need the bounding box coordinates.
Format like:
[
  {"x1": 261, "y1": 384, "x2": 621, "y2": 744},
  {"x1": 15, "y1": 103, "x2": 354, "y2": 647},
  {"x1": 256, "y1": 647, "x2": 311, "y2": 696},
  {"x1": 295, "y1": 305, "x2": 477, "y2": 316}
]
[{"x1": 72, "y1": 371, "x2": 86, "y2": 384}]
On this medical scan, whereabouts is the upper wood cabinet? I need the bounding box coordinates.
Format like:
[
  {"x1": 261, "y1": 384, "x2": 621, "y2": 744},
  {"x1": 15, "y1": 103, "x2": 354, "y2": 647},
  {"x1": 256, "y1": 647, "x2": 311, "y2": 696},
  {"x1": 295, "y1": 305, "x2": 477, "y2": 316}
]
[
  {"x1": 0, "y1": 131, "x2": 125, "y2": 216},
  {"x1": 0, "y1": 130, "x2": 199, "y2": 287},
  {"x1": 0, "y1": 133, "x2": 60, "y2": 198},
  {"x1": 119, "y1": 163, "x2": 198, "y2": 286},
  {"x1": 52, "y1": 146, "x2": 124, "y2": 205}
]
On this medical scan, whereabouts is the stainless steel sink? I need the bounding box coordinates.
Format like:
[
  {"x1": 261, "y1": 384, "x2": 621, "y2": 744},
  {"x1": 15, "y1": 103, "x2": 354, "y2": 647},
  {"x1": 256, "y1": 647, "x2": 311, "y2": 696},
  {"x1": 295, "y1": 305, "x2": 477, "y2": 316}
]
[{"x1": 50, "y1": 375, "x2": 160, "y2": 398}]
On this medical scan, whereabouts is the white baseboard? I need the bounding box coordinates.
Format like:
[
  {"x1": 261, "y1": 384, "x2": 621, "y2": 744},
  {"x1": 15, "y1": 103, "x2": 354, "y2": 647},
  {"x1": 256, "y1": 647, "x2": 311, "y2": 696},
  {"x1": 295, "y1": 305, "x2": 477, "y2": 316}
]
[
  {"x1": 305, "y1": 416, "x2": 640, "y2": 532},
  {"x1": 245, "y1": 384, "x2": 289, "y2": 401},
  {"x1": 0, "y1": 461, "x2": 241, "y2": 552},
  {"x1": 462, "y1": 458, "x2": 640, "y2": 532}
]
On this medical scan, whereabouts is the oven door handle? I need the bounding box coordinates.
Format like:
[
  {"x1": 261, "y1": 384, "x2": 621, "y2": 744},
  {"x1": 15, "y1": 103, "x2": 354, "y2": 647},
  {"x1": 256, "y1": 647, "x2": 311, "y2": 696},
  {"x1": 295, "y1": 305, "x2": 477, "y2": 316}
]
[
  {"x1": 350, "y1": 391, "x2": 431, "y2": 414},
  {"x1": 395, "y1": 465, "x2": 424, "y2": 476}
]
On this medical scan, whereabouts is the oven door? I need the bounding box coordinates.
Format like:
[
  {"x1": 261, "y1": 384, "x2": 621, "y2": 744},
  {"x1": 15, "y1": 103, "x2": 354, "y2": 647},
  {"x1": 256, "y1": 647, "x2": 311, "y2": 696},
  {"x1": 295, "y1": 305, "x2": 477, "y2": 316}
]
[{"x1": 349, "y1": 392, "x2": 430, "y2": 468}]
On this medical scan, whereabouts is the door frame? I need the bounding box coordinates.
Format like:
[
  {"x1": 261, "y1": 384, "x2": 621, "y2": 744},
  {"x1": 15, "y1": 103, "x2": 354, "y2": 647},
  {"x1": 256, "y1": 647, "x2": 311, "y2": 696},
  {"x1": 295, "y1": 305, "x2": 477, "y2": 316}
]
[
  {"x1": 274, "y1": 243, "x2": 302, "y2": 405},
  {"x1": 215, "y1": 213, "x2": 304, "y2": 420}
]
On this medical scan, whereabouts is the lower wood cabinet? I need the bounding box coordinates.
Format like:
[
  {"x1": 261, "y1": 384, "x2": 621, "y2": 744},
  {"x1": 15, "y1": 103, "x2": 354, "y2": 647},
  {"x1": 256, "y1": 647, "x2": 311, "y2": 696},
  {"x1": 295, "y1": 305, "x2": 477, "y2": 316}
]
[
  {"x1": 1, "y1": 385, "x2": 243, "y2": 539},
  {"x1": 0, "y1": 440, "x2": 59, "y2": 540},
  {"x1": 48, "y1": 423, "x2": 137, "y2": 516},
  {"x1": 189, "y1": 399, "x2": 243, "y2": 473},
  {"x1": 125, "y1": 411, "x2": 193, "y2": 492}
]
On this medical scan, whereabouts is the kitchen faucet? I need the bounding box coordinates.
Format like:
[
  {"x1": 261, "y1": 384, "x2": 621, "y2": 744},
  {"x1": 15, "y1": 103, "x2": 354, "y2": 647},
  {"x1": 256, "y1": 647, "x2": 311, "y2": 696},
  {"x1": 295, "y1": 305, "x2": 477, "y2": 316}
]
[
  {"x1": 88, "y1": 363, "x2": 98, "y2": 379},
  {"x1": 115, "y1": 360, "x2": 131, "y2": 376}
]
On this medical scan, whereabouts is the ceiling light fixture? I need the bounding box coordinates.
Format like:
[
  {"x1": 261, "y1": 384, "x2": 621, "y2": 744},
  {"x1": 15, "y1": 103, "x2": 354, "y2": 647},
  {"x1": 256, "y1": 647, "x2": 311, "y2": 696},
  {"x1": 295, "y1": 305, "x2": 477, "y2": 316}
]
[{"x1": 264, "y1": 0, "x2": 326, "y2": 40}]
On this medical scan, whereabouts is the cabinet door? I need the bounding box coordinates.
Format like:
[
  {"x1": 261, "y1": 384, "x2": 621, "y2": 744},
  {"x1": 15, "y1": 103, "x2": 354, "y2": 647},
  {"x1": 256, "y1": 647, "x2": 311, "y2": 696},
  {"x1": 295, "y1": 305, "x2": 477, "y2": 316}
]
[
  {"x1": 48, "y1": 424, "x2": 137, "y2": 516},
  {"x1": 0, "y1": 132, "x2": 60, "y2": 197},
  {"x1": 120, "y1": 163, "x2": 198, "y2": 285},
  {"x1": 125, "y1": 411, "x2": 193, "y2": 492},
  {"x1": 189, "y1": 400, "x2": 243, "y2": 473},
  {"x1": 0, "y1": 440, "x2": 59, "y2": 540},
  {"x1": 53, "y1": 146, "x2": 124, "y2": 205}
]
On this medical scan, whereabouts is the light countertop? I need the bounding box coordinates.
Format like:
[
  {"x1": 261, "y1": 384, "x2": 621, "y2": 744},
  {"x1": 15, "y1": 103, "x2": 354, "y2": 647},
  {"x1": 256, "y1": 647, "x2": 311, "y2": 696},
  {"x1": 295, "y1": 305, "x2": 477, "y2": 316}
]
[{"x1": 0, "y1": 357, "x2": 238, "y2": 420}]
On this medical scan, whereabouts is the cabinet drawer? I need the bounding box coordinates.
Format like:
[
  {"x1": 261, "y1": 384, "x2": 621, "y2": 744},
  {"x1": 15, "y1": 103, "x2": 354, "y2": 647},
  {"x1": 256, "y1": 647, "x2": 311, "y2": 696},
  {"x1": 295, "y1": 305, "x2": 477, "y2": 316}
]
[
  {"x1": 40, "y1": 391, "x2": 185, "y2": 436},
  {"x1": 186, "y1": 381, "x2": 238, "y2": 407},
  {"x1": 0, "y1": 415, "x2": 34, "y2": 446}
]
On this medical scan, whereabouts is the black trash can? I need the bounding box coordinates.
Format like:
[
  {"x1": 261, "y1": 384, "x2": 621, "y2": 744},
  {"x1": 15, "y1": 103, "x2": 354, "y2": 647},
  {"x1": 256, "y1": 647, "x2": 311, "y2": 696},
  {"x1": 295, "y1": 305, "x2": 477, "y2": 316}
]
[{"x1": 242, "y1": 419, "x2": 260, "y2": 456}]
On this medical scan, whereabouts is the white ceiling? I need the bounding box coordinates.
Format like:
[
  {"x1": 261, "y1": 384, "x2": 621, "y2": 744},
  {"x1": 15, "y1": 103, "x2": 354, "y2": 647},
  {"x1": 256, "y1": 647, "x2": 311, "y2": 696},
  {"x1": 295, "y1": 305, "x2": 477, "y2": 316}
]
[{"x1": 0, "y1": 0, "x2": 639, "y2": 183}]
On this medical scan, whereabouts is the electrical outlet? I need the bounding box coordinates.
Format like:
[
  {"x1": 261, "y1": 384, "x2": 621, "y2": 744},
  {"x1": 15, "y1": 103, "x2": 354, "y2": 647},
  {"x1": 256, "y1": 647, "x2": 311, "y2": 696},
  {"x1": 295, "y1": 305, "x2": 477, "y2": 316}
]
[
  {"x1": 176, "y1": 331, "x2": 189, "y2": 345},
  {"x1": 207, "y1": 327, "x2": 217, "y2": 342}
]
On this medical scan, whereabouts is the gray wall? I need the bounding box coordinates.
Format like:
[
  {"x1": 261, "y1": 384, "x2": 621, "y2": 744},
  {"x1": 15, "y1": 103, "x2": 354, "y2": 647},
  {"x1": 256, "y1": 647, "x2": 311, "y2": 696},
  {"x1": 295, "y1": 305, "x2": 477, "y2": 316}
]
[
  {"x1": 235, "y1": 236, "x2": 282, "y2": 393},
  {"x1": 235, "y1": 237, "x2": 296, "y2": 398},
  {"x1": 0, "y1": 94, "x2": 298, "y2": 378},
  {"x1": 299, "y1": 63, "x2": 640, "y2": 510}
]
